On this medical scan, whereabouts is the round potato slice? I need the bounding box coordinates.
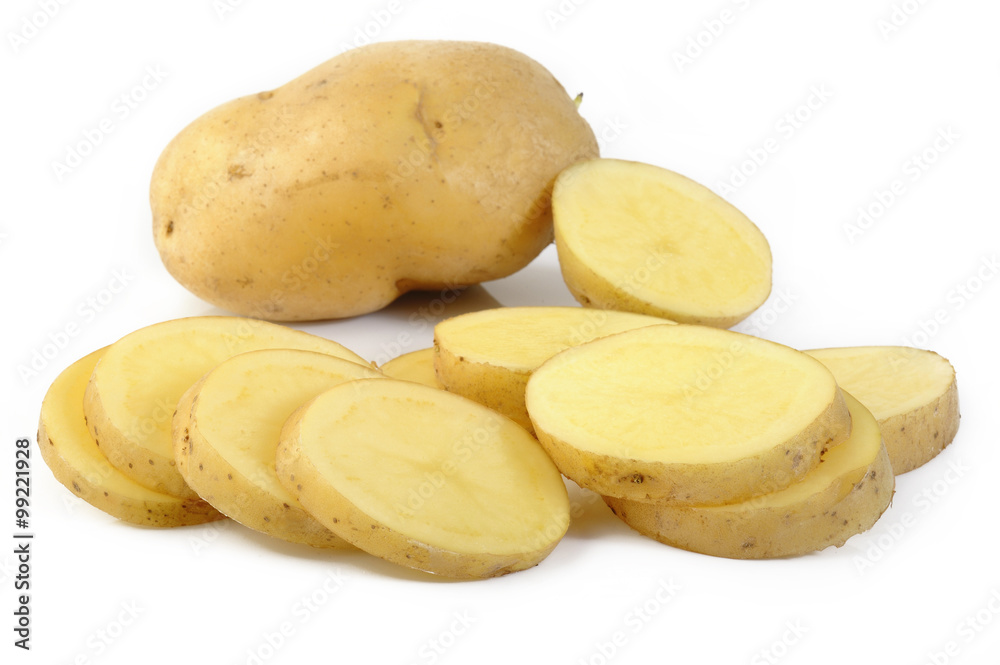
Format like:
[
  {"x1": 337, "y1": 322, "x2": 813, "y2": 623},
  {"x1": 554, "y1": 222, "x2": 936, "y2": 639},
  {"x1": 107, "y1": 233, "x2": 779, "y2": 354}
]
[
  {"x1": 174, "y1": 349, "x2": 385, "y2": 547},
  {"x1": 379, "y1": 348, "x2": 442, "y2": 389},
  {"x1": 38, "y1": 349, "x2": 224, "y2": 527},
  {"x1": 525, "y1": 324, "x2": 852, "y2": 505},
  {"x1": 84, "y1": 316, "x2": 371, "y2": 498},
  {"x1": 434, "y1": 306, "x2": 670, "y2": 431},
  {"x1": 604, "y1": 393, "x2": 894, "y2": 559},
  {"x1": 805, "y1": 346, "x2": 959, "y2": 474},
  {"x1": 276, "y1": 379, "x2": 570, "y2": 579},
  {"x1": 552, "y1": 158, "x2": 772, "y2": 327}
]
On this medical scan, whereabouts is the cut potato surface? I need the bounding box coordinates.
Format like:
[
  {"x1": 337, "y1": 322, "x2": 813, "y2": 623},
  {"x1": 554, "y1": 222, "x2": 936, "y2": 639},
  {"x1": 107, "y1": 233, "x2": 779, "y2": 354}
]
[
  {"x1": 277, "y1": 379, "x2": 570, "y2": 579},
  {"x1": 379, "y1": 348, "x2": 442, "y2": 389},
  {"x1": 174, "y1": 349, "x2": 385, "y2": 547},
  {"x1": 38, "y1": 349, "x2": 225, "y2": 527},
  {"x1": 552, "y1": 158, "x2": 772, "y2": 327},
  {"x1": 434, "y1": 306, "x2": 670, "y2": 430},
  {"x1": 526, "y1": 324, "x2": 852, "y2": 505},
  {"x1": 84, "y1": 316, "x2": 371, "y2": 498},
  {"x1": 805, "y1": 346, "x2": 959, "y2": 474},
  {"x1": 604, "y1": 393, "x2": 894, "y2": 559}
]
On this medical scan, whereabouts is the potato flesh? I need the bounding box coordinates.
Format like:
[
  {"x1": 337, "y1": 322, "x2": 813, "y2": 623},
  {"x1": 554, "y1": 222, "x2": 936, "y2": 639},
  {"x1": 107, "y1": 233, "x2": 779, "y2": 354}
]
[
  {"x1": 379, "y1": 348, "x2": 442, "y2": 388},
  {"x1": 37, "y1": 349, "x2": 223, "y2": 526},
  {"x1": 553, "y1": 158, "x2": 772, "y2": 327},
  {"x1": 278, "y1": 379, "x2": 569, "y2": 577},
  {"x1": 84, "y1": 316, "x2": 371, "y2": 497}
]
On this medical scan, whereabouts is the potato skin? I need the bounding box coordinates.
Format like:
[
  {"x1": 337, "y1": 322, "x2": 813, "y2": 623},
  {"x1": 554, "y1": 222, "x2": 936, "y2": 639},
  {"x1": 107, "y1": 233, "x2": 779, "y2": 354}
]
[{"x1": 152, "y1": 40, "x2": 598, "y2": 321}]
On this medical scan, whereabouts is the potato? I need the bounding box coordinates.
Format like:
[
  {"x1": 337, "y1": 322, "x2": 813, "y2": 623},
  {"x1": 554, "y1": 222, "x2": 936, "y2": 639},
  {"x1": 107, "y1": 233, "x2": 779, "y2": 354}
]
[
  {"x1": 525, "y1": 324, "x2": 852, "y2": 505},
  {"x1": 84, "y1": 316, "x2": 370, "y2": 497},
  {"x1": 552, "y1": 158, "x2": 772, "y2": 327},
  {"x1": 805, "y1": 346, "x2": 960, "y2": 474},
  {"x1": 38, "y1": 349, "x2": 224, "y2": 527},
  {"x1": 433, "y1": 306, "x2": 670, "y2": 430},
  {"x1": 378, "y1": 348, "x2": 442, "y2": 389},
  {"x1": 276, "y1": 379, "x2": 570, "y2": 579},
  {"x1": 174, "y1": 349, "x2": 385, "y2": 547},
  {"x1": 151, "y1": 40, "x2": 598, "y2": 321},
  {"x1": 604, "y1": 393, "x2": 894, "y2": 558}
]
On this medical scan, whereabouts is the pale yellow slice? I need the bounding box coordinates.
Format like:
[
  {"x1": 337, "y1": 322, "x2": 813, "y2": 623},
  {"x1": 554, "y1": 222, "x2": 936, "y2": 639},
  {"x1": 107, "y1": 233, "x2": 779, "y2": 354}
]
[
  {"x1": 604, "y1": 393, "x2": 894, "y2": 558},
  {"x1": 805, "y1": 346, "x2": 959, "y2": 474},
  {"x1": 174, "y1": 349, "x2": 385, "y2": 547},
  {"x1": 84, "y1": 316, "x2": 371, "y2": 497},
  {"x1": 38, "y1": 349, "x2": 224, "y2": 527},
  {"x1": 525, "y1": 324, "x2": 852, "y2": 505},
  {"x1": 434, "y1": 306, "x2": 670, "y2": 430},
  {"x1": 553, "y1": 158, "x2": 772, "y2": 327},
  {"x1": 379, "y1": 348, "x2": 442, "y2": 389},
  {"x1": 276, "y1": 379, "x2": 570, "y2": 579}
]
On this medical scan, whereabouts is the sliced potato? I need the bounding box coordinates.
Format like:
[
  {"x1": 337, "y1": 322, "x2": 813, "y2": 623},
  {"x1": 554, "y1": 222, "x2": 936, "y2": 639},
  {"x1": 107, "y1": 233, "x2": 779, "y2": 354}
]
[
  {"x1": 38, "y1": 349, "x2": 224, "y2": 527},
  {"x1": 604, "y1": 393, "x2": 894, "y2": 558},
  {"x1": 434, "y1": 306, "x2": 670, "y2": 430},
  {"x1": 552, "y1": 158, "x2": 772, "y2": 327},
  {"x1": 84, "y1": 316, "x2": 371, "y2": 498},
  {"x1": 805, "y1": 346, "x2": 959, "y2": 474},
  {"x1": 276, "y1": 379, "x2": 570, "y2": 579},
  {"x1": 379, "y1": 348, "x2": 442, "y2": 389},
  {"x1": 525, "y1": 324, "x2": 852, "y2": 505},
  {"x1": 174, "y1": 349, "x2": 385, "y2": 547}
]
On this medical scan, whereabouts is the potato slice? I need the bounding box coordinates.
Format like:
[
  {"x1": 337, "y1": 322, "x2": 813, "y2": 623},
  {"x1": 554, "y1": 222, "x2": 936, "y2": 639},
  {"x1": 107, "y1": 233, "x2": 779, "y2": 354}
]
[
  {"x1": 174, "y1": 349, "x2": 385, "y2": 547},
  {"x1": 276, "y1": 379, "x2": 570, "y2": 579},
  {"x1": 379, "y1": 348, "x2": 442, "y2": 389},
  {"x1": 552, "y1": 158, "x2": 772, "y2": 327},
  {"x1": 604, "y1": 393, "x2": 893, "y2": 558},
  {"x1": 525, "y1": 324, "x2": 852, "y2": 505},
  {"x1": 434, "y1": 306, "x2": 670, "y2": 431},
  {"x1": 84, "y1": 316, "x2": 371, "y2": 498},
  {"x1": 38, "y1": 349, "x2": 224, "y2": 527},
  {"x1": 805, "y1": 346, "x2": 959, "y2": 474}
]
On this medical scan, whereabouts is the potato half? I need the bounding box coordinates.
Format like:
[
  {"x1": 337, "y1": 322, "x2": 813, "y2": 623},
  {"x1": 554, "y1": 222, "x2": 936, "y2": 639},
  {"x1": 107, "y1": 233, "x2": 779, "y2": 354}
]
[
  {"x1": 525, "y1": 324, "x2": 852, "y2": 505},
  {"x1": 604, "y1": 393, "x2": 894, "y2": 559},
  {"x1": 38, "y1": 349, "x2": 224, "y2": 527},
  {"x1": 434, "y1": 306, "x2": 670, "y2": 430},
  {"x1": 174, "y1": 349, "x2": 385, "y2": 547},
  {"x1": 276, "y1": 379, "x2": 570, "y2": 579},
  {"x1": 805, "y1": 346, "x2": 960, "y2": 474},
  {"x1": 552, "y1": 158, "x2": 772, "y2": 327},
  {"x1": 84, "y1": 316, "x2": 370, "y2": 498},
  {"x1": 379, "y1": 348, "x2": 442, "y2": 389}
]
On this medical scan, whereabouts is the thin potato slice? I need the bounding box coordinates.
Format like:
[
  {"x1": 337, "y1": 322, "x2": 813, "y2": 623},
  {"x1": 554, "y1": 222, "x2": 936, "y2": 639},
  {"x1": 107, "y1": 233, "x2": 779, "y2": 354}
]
[
  {"x1": 379, "y1": 348, "x2": 442, "y2": 388},
  {"x1": 38, "y1": 349, "x2": 224, "y2": 527},
  {"x1": 805, "y1": 346, "x2": 959, "y2": 474},
  {"x1": 434, "y1": 306, "x2": 670, "y2": 430},
  {"x1": 604, "y1": 393, "x2": 894, "y2": 558},
  {"x1": 276, "y1": 379, "x2": 570, "y2": 579},
  {"x1": 552, "y1": 158, "x2": 772, "y2": 327},
  {"x1": 84, "y1": 316, "x2": 371, "y2": 498},
  {"x1": 174, "y1": 349, "x2": 385, "y2": 547},
  {"x1": 526, "y1": 324, "x2": 852, "y2": 505}
]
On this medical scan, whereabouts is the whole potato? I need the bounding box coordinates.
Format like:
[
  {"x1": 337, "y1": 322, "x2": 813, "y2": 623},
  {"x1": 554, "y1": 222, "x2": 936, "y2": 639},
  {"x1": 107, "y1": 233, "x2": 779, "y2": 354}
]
[{"x1": 151, "y1": 40, "x2": 598, "y2": 320}]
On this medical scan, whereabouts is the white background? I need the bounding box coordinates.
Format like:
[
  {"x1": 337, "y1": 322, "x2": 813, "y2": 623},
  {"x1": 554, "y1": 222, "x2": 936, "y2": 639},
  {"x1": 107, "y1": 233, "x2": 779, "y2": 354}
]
[{"x1": 3, "y1": 1, "x2": 999, "y2": 663}]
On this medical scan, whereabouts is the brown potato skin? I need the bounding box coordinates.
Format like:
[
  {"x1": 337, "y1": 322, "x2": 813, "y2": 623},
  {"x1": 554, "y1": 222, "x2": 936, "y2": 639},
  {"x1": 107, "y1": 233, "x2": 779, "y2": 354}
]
[{"x1": 152, "y1": 40, "x2": 598, "y2": 321}]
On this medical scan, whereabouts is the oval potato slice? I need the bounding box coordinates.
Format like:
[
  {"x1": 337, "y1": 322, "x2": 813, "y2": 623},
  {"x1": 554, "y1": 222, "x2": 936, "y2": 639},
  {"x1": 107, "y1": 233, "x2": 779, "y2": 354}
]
[
  {"x1": 526, "y1": 324, "x2": 852, "y2": 505},
  {"x1": 38, "y1": 349, "x2": 224, "y2": 527},
  {"x1": 379, "y1": 348, "x2": 442, "y2": 389},
  {"x1": 276, "y1": 379, "x2": 570, "y2": 579},
  {"x1": 174, "y1": 349, "x2": 385, "y2": 547}
]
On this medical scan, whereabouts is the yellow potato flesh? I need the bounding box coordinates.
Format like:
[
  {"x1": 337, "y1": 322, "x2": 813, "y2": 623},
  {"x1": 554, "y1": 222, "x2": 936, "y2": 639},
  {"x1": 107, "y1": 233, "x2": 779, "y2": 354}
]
[{"x1": 379, "y1": 348, "x2": 442, "y2": 388}]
